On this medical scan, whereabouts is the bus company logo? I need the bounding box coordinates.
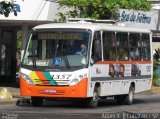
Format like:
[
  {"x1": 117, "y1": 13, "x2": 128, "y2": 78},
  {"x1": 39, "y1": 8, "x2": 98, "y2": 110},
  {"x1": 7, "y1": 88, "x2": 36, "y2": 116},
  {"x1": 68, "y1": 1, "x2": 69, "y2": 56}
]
[{"x1": 96, "y1": 68, "x2": 101, "y2": 74}]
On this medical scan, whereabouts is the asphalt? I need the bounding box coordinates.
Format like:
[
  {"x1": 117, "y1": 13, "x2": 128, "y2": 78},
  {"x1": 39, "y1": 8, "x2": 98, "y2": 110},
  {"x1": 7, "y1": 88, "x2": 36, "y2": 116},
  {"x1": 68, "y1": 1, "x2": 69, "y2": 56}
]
[{"x1": 0, "y1": 78, "x2": 160, "y2": 104}]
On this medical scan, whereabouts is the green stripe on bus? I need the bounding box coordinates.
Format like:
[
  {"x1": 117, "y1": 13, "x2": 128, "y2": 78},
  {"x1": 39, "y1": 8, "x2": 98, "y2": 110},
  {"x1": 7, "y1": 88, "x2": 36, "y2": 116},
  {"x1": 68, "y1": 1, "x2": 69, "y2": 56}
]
[{"x1": 43, "y1": 72, "x2": 58, "y2": 85}]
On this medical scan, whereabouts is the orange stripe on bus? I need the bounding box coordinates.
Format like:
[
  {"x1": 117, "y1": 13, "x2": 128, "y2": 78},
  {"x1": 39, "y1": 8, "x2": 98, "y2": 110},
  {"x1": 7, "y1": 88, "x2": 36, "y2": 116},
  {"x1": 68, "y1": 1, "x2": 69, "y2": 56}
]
[
  {"x1": 35, "y1": 71, "x2": 50, "y2": 85},
  {"x1": 96, "y1": 60, "x2": 151, "y2": 64}
]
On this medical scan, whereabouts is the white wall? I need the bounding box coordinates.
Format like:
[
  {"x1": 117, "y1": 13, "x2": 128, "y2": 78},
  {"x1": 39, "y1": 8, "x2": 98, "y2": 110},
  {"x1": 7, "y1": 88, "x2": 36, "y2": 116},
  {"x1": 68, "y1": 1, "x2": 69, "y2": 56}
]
[{"x1": 0, "y1": 0, "x2": 61, "y2": 21}]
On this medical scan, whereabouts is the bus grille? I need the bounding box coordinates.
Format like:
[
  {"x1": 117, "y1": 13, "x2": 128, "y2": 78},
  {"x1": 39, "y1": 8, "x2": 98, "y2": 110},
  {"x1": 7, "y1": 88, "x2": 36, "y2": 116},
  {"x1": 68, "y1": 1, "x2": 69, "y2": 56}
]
[{"x1": 33, "y1": 79, "x2": 70, "y2": 86}]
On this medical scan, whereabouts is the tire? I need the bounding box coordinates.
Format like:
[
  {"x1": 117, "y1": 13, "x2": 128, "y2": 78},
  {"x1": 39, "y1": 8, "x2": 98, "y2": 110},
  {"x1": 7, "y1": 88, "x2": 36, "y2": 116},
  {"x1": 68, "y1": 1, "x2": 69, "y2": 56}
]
[
  {"x1": 124, "y1": 86, "x2": 135, "y2": 105},
  {"x1": 88, "y1": 87, "x2": 99, "y2": 108},
  {"x1": 31, "y1": 97, "x2": 43, "y2": 107}
]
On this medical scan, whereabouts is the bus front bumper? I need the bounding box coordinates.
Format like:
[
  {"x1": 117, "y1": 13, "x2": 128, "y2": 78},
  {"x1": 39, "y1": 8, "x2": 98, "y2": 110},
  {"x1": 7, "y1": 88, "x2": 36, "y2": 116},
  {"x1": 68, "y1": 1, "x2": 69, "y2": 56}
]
[{"x1": 20, "y1": 77, "x2": 88, "y2": 98}]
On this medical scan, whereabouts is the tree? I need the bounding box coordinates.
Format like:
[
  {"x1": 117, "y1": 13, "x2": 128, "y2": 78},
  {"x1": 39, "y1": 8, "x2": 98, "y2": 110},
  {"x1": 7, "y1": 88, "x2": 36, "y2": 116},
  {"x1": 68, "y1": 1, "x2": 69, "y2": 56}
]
[
  {"x1": 0, "y1": 0, "x2": 17, "y2": 17},
  {"x1": 153, "y1": 49, "x2": 160, "y2": 86},
  {"x1": 58, "y1": 0, "x2": 152, "y2": 21},
  {"x1": 17, "y1": 30, "x2": 22, "y2": 52},
  {"x1": 154, "y1": 48, "x2": 160, "y2": 60}
]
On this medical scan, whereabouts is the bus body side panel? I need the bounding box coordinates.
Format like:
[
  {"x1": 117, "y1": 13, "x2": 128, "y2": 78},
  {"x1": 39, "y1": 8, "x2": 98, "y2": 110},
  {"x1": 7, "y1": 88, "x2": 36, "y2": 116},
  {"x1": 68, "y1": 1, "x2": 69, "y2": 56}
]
[
  {"x1": 88, "y1": 64, "x2": 114, "y2": 97},
  {"x1": 134, "y1": 79, "x2": 152, "y2": 93},
  {"x1": 89, "y1": 61, "x2": 152, "y2": 97},
  {"x1": 133, "y1": 63, "x2": 152, "y2": 93}
]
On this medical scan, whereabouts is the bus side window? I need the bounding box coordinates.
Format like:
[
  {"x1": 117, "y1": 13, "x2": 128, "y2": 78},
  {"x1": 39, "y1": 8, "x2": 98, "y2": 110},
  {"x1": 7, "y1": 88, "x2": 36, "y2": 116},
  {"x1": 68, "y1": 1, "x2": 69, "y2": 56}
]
[
  {"x1": 142, "y1": 34, "x2": 150, "y2": 60},
  {"x1": 129, "y1": 33, "x2": 141, "y2": 60},
  {"x1": 103, "y1": 31, "x2": 116, "y2": 61},
  {"x1": 117, "y1": 32, "x2": 129, "y2": 61},
  {"x1": 91, "y1": 31, "x2": 102, "y2": 63}
]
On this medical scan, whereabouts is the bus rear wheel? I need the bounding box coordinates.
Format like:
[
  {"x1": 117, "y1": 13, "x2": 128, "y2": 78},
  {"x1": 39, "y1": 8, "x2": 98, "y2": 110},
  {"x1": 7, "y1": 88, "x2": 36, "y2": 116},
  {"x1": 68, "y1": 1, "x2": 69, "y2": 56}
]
[
  {"x1": 88, "y1": 87, "x2": 99, "y2": 108},
  {"x1": 31, "y1": 97, "x2": 43, "y2": 107},
  {"x1": 115, "y1": 85, "x2": 135, "y2": 105}
]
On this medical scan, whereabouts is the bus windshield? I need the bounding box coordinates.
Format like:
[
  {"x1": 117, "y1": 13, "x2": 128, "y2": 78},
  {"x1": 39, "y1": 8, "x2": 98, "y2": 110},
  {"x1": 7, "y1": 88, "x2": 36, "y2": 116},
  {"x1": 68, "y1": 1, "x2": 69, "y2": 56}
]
[{"x1": 22, "y1": 30, "x2": 91, "y2": 70}]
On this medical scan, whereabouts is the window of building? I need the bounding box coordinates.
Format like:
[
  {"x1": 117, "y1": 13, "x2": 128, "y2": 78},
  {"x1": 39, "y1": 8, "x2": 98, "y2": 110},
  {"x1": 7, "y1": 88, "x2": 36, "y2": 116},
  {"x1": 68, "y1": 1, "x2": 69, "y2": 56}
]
[{"x1": 153, "y1": 37, "x2": 160, "y2": 42}]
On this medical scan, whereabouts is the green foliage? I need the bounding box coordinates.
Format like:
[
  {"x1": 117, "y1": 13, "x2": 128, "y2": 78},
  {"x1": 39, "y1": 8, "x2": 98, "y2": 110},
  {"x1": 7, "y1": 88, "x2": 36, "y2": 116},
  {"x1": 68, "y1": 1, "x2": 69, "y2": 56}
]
[
  {"x1": 154, "y1": 48, "x2": 160, "y2": 60},
  {"x1": 153, "y1": 59, "x2": 159, "y2": 72},
  {"x1": 0, "y1": 1, "x2": 17, "y2": 17},
  {"x1": 153, "y1": 71, "x2": 159, "y2": 86},
  {"x1": 153, "y1": 59, "x2": 159, "y2": 86},
  {"x1": 58, "y1": 0, "x2": 152, "y2": 21},
  {"x1": 17, "y1": 30, "x2": 22, "y2": 52},
  {"x1": 153, "y1": 49, "x2": 160, "y2": 86}
]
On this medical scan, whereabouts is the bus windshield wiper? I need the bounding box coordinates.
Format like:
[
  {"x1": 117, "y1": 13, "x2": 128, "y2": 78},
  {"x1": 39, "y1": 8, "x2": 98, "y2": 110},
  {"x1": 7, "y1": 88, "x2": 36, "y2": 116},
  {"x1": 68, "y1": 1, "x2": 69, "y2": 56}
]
[
  {"x1": 54, "y1": 40, "x2": 70, "y2": 69},
  {"x1": 62, "y1": 55, "x2": 70, "y2": 69},
  {"x1": 61, "y1": 41, "x2": 70, "y2": 69}
]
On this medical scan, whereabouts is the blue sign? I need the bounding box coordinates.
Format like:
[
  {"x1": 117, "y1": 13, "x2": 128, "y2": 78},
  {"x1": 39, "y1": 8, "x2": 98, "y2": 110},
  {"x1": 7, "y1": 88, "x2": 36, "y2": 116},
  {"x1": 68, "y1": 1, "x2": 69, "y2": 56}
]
[
  {"x1": 14, "y1": 4, "x2": 21, "y2": 12},
  {"x1": 54, "y1": 58, "x2": 61, "y2": 65},
  {"x1": 118, "y1": 10, "x2": 151, "y2": 24}
]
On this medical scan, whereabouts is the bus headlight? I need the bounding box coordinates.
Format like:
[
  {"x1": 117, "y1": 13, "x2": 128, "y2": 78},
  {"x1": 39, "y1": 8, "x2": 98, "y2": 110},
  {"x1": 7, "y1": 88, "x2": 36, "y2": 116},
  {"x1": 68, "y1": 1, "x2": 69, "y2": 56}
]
[
  {"x1": 21, "y1": 73, "x2": 35, "y2": 85},
  {"x1": 69, "y1": 78, "x2": 79, "y2": 86}
]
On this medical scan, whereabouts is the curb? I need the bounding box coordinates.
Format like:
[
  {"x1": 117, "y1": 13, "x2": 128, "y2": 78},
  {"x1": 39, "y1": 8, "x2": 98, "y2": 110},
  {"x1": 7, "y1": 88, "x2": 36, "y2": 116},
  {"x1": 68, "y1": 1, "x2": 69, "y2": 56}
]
[
  {"x1": 151, "y1": 86, "x2": 160, "y2": 93},
  {"x1": 0, "y1": 98, "x2": 17, "y2": 104}
]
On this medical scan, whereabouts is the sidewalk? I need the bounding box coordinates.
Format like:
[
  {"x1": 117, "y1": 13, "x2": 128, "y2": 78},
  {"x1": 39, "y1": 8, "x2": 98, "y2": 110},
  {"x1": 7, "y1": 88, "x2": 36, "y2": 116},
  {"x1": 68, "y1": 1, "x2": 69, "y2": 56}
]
[
  {"x1": 0, "y1": 79, "x2": 20, "y2": 104},
  {"x1": 151, "y1": 86, "x2": 160, "y2": 93}
]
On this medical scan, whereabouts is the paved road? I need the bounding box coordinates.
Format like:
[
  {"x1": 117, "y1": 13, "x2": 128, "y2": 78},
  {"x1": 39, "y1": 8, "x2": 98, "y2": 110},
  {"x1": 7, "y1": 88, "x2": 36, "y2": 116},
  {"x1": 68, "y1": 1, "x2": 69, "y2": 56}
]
[{"x1": 0, "y1": 93, "x2": 160, "y2": 119}]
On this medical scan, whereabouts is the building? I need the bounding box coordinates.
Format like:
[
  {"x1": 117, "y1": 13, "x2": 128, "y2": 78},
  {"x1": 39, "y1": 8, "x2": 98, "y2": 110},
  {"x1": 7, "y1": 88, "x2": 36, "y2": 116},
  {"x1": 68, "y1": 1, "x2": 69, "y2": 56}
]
[
  {"x1": 149, "y1": 0, "x2": 160, "y2": 50},
  {"x1": 118, "y1": 8, "x2": 160, "y2": 51},
  {"x1": 0, "y1": 0, "x2": 160, "y2": 82},
  {"x1": 118, "y1": 1, "x2": 160, "y2": 51},
  {"x1": 0, "y1": 0, "x2": 65, "y2": 82}
]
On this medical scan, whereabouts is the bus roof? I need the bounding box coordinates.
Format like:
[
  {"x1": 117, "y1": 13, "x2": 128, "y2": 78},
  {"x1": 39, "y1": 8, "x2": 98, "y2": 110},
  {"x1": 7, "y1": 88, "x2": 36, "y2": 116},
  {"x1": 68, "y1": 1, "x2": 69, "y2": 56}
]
[{"x1": 33, "y1": 23, "x2": 151, "y2": 33}]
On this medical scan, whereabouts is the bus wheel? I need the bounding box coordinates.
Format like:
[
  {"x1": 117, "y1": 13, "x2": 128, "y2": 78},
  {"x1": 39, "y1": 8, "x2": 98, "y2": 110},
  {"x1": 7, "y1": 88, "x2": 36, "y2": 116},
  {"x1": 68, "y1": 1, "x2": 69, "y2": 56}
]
[
  {"x1": 124, "y1": 86, "x2": 135, "y2": 105},
  {"x1": 88, "y1": 87, "x2": 99, "y2": 108},
  {"x1": 31, "y1": 97, "x2": 43, "y2": 107}
]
